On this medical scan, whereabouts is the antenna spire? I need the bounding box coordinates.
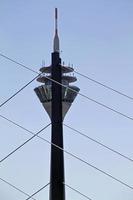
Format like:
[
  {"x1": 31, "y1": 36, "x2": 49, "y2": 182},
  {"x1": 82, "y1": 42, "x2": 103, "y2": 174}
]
[
  {"x1": 55, "y1": 7, "x2": 58, "y2": 34},
  {"x1": 53, "y1": 8, "x2": 60, "y2": 53}
]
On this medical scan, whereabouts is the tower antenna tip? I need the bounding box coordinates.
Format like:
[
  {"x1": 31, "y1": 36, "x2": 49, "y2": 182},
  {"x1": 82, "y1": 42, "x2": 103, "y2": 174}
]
[
  {"x1": 55, "y1": 8, "x2": 58, "y2": 19},
  {"x1": 53, "y1": 7, "x2": 60, "y2": 52}
]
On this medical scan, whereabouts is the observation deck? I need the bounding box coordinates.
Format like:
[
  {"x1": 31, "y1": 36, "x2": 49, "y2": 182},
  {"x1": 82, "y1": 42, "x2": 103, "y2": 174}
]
[{"x1": 34, "y1": 64, "x2": 80, "y2": 119}]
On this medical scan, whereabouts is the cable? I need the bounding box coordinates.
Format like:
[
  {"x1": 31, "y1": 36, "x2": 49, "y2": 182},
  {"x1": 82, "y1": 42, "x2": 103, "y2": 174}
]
[
  {"x1": 43, "y1": 76, "x2": 133, "y2": 122},
  {"x1": 24, "y1": 183, "x2": 50, "y2": 200},
  {"x1": 0, "y1": 158, "x2": 92, "y2": 200},
  {"x1": 44, "y1": 139, "x2": 133, "y2": 190},
  {"x1": 0, "y1": 177, "x2": 37, "y2": 200},
  {"x1": 74, "y1": 70, "x2": 133, "y2": 101},
  {"x1": 1, "y1": 53, "x2": 133, "y2": 122},
  {"x1": 0, "y1": 177, "x2": 93, "y2": 200},
  {"x1": 64, "y1": 124, "x2": 133, "y2": 162},
  {"x1": 0, "y1": 53, "x2": 39, "y2": 74},
  {"x1": 0, "y1": 114, "x2": 52, "y2": 162},
  {"x1": 0, "y1": 114, "x2": 132, "y2": 191},
  {"x1": 65, "y1": 183, "x2": 92, "y2": 200},
  {"x1": 0, "y1": 114, "x2": 42, "y2": 136},
  {"x1": 0, "y1": 74, "x2": 40, "y2": 108},
  {"x1": 0, "y1": 123, "x2": 50, "y2": 163}
]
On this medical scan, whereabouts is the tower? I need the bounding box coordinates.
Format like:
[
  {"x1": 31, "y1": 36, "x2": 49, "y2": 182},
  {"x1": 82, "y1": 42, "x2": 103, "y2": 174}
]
[{"x1": 34, "y1": 8, "x2": 80, "y2": 200}]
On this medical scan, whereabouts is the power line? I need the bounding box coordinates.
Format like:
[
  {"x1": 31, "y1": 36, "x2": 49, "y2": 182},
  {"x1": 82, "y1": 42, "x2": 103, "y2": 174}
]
[
  {"x1": 1, "y1": 53, "x2": 133, "y2": 122},
  {"x1": 0, "y1": 177, "x2": 37, "y2": 200},
  {"x1": 24, "y1": 183, "x2": 50, "y2": 200},
  {"x1": 0, "y1": 75, "x2": 40, "y2": 108},
  {"x1": 64, "y1": 124, "x2": 133, "y2": 162},
  {"x1": 0, "y1": 123, "x2": 50, "y2": 163},
  {"x1": 74, "y1": 70, "x2": 133, "y2": 101},
  {"x1": 65, "y1": 183, "x2": 92, "y2": 200},
  {"x1": 0, "y1": 114, "x2": 132, "y2": 191}
]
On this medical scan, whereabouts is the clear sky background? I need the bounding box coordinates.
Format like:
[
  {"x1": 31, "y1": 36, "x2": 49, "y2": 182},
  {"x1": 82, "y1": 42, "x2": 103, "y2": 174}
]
[{"x1": 0, "y1": 0, "x2": 133, "y2": 199}]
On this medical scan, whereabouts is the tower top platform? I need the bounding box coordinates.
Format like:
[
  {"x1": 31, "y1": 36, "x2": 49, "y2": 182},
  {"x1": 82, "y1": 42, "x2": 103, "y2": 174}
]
[
  {"x1": 37, "y1": 74, "x2": 77, "y2": 83},
  {"x1": 39, "y1": 65, "x2": 74, "y2": 74}
]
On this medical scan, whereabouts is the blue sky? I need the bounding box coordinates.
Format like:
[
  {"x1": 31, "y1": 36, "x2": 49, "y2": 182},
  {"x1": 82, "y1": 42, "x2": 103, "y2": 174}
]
[{"x1": 0, "y1": 0, "x2": 133, "y2": 199}]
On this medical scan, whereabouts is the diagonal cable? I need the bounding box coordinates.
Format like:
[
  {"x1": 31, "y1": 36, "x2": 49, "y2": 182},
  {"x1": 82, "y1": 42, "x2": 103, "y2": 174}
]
[
  {"x1": 0, "y1": 123, "x2": 50, "y2": 163},
  {"x1": 64, "y1": 124, "x2": 133, "y2": 162},
  {"x1": 65, "y1": 183, "x2": 92, "y2": 200},
  {"x1": 42, "y1": 75, "x2": 133, "y2": 122},
  {"x1": 0, "y1": 53, "x2": 39, "y2": 74},
  {"x1": 0, "y1": 114, "x2": 51, "y2": 145},
  {"x1": 0, "y1": 74, "x2": 40, "y2": 108},
  {"x1": 0, "y1": 114, "x2": 132, "y2": 191},
  {"x1": 74, "y1": 70, "x2": 133, "y2": 101},
  {"x1": 0, "y1": 177, "x2": 37, "y2": 200},
  {"x1": 42, "y1": 138, "x2": 133, "y2": 190},
  {"x1": 24, "y1": 182, "x2": 50, "y2": 200}
]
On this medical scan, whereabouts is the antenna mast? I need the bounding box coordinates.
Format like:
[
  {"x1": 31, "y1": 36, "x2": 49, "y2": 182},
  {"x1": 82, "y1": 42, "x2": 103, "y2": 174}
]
[{"x1": 53, "y1": 8, "x2": 60, "y2": 53}]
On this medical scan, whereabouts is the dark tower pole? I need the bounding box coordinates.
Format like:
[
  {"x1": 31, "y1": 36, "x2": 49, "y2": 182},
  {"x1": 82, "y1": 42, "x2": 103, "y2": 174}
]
[
  {"x1": 50, "y1": 9, "x2": 65, "y2": 200},
  {"x1": 50, "y1": 51, "x2": 65, "y2": 200}
]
